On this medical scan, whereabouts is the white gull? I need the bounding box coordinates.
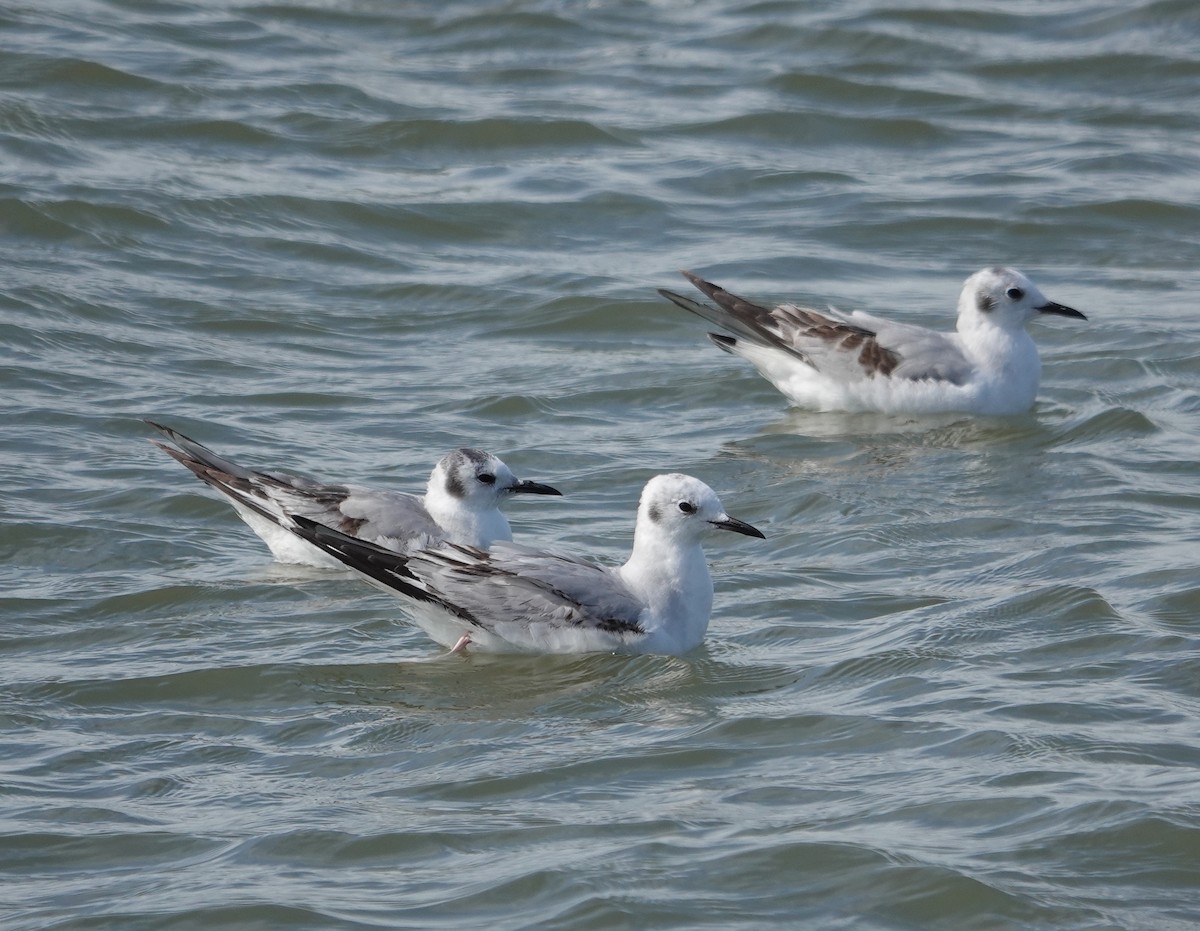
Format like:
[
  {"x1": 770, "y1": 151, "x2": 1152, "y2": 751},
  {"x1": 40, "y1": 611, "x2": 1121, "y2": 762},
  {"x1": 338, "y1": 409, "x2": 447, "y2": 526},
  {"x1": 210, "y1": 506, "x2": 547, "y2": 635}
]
[
  {"x1": 147, "y1": 420, "x2": 561, "y2": 569},
  {"x1": 659, "y1": 266, "x2": 1086, "y2": 415},
  {"x1": 291, "y1": 473, "x2": 764, "y2": 655}
]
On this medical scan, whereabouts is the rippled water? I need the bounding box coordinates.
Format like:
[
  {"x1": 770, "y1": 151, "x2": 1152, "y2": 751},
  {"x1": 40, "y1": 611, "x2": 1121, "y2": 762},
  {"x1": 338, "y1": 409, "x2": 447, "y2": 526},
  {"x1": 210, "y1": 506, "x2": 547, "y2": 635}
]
[{"x1": 3, "y1": 1, "x2": 1199, "y2": 928}]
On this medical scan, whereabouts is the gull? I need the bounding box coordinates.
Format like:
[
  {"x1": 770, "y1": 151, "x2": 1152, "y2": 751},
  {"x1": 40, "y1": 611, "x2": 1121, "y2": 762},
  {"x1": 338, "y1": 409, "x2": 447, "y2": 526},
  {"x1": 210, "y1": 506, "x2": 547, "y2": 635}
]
[
  {"x1": 146, "y1": 420, "x2": 561, "y2": 568},
  {"x1": 658, "y1": 267, "x2": 1086, "y2": 415},
  {"x1": 290, "y1": 473, "x2": 764, "y2": 655}
]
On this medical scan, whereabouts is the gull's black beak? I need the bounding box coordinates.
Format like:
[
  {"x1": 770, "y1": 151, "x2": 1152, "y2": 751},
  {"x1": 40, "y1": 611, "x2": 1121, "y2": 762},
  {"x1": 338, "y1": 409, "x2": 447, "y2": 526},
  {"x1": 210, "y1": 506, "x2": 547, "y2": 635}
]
[
  {"x1": 710, "y1": 515, "x2": 765, "y2": 539},
  {"x1": 511, "y1": 479, "x2": 563, "y2": 497},
  {"x1": 1037, "y1": 301, "x2": 1087, "y2": 320}
]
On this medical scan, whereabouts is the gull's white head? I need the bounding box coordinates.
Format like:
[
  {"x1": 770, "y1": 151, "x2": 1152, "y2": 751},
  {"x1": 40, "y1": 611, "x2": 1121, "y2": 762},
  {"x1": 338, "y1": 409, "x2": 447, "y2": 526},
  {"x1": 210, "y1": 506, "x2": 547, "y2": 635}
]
[
  {"x1": 635, "y1": 473, "x2": 764, "y2": 544},
  {"x1": 958, "y1": 266, "x2": 1086, "y2": 334},
  {"x1": 427, "y1": 448, "x2": 561, "y2": 512}
]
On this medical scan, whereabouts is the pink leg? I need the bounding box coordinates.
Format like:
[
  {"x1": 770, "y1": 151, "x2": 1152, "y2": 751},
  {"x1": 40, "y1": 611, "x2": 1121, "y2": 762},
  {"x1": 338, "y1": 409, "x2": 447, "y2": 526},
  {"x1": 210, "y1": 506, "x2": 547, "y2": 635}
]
[{"x1": 450, "y1": 634, "x2": 472, "y2": 654}]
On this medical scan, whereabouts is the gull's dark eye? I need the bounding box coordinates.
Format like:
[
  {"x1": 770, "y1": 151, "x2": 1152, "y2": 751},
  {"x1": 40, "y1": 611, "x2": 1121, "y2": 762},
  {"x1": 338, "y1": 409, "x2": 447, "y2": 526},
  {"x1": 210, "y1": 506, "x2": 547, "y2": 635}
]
[
  {"x1": 1005, "y1": 287, "x2": 1024, "y2": 301},
  {"x1": 478, "y1": 473, "x2": 496, "y2": 485},
  {"x1": 678, "y1": 501, "x2": 695, "y2": 514}
]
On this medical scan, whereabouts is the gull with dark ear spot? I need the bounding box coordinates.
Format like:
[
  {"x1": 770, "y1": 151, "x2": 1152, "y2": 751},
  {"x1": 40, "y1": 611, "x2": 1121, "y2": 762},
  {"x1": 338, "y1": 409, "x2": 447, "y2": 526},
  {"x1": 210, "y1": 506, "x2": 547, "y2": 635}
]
[
  {"x1": 146, "y1": 421, "x2": 561, "y2": 568},
  {"x1": 658, "y1": 266, "x2": 1086, "y2": 415},
  {"x1": 290, "y1": 473, "x2": 763, "y2": 656}
]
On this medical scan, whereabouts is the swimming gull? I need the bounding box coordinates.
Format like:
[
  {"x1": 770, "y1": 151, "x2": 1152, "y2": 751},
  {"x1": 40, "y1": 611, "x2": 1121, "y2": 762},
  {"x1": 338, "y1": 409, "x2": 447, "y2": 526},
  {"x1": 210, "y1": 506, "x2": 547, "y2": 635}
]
[
  {"x1": 147, "y1": 420, "x2": 561, "y2": 568},
  {"x1": 290, "y1": 473, "x2": 764, "y2": 655},
  {"x1": 658, "y1": 267, "x2": 1086, "y2": 415}
]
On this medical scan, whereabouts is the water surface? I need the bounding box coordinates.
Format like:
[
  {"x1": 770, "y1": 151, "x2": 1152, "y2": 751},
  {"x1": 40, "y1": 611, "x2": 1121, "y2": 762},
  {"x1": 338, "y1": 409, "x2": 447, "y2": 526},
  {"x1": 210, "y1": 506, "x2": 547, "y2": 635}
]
[{"x1": 2, "y1": 1, "x2": 1199, "y2": 928}]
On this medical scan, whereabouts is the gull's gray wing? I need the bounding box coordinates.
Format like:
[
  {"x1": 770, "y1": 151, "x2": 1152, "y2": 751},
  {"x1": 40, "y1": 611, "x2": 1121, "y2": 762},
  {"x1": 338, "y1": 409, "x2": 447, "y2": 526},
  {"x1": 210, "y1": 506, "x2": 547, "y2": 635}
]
[
  {"x1": 147, "y1": 420, "x2": 444, "y2": 552},
  {"x1": 415, "y1": 541, "x2": 647, "y2": 637},
  {"x1": 291, "y1": 518, "x2": 647, "y2": 649},
  {"x1": 261, "y1": 477, "x2": 445, "y2": 553},
  {"x1": 660, "y1": 272, "x2": 973, "y2": 385},
  {"x1": 341, "y1": 490, "x2": 444, "y2": 551},
  {"x1": 842, "y1": 309, "x2": 973, "y2": 384}
]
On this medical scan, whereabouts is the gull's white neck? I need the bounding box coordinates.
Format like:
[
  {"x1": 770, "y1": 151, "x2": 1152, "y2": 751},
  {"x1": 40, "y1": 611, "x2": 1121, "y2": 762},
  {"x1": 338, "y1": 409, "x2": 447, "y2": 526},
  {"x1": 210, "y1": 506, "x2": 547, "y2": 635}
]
[
  {"x1": 619, "y1": 524, "x2": 713, "y2": 653},
  {"x1": 423, "y1": 489, "x2": 512, "y2": 549},
  {"x1": 956, "y1": 309, "x2": 1041, "y2": 410}
]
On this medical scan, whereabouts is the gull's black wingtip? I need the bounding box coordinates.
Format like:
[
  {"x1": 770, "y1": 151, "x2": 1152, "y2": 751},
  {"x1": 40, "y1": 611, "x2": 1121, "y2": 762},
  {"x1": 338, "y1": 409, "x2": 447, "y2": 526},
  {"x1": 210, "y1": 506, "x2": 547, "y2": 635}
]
[
  {"x1": 291, "y1": 515, "x2": 405, "y2": 564},
  {"x1": 707, "y1": 332, "x2": 738, "y2": 353},
  {"x1": 291, "y1": 514, "x2": 321, "y2": 533},
  {"x1": 291, "y1": 514, "x2": 344, "y2": 550}
]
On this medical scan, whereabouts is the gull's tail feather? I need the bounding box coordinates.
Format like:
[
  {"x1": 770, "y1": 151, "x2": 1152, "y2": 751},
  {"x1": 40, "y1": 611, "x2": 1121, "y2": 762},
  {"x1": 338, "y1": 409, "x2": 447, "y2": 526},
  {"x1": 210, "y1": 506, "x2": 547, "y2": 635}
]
[
  {"x1": 657, "y1": 278, "x2": 772, "y2": 346},
  {"x1": 660, "y1": 270, "x2": 811, "y2": 364},
  {"x1": 146, "y1": 420, "x2": 256, "y2": 483},
  {"x1": 146, "y1": 419, "x2": 299, "y2": 532},
  {"x1": 147, "y1": 419, "x2": 270, "y2": 504}
]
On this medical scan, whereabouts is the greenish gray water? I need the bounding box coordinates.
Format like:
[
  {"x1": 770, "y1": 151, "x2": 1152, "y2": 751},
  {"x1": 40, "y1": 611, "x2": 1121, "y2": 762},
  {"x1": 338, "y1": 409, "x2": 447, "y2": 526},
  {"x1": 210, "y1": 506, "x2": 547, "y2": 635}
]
[{"x1": 2, "y1": 1, "x2": 1199, "y2": 928}]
